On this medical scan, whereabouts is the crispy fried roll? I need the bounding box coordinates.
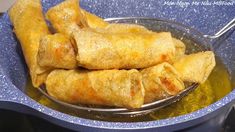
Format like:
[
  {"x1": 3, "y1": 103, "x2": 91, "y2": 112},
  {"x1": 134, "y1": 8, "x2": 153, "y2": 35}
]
[
  {"x1": 81, "y1": 9, "x2": 109, "y2": 28},
  {"x1": 104, "y1": 23, "x2": 152, "y2": 33},
  {"x1": 173, "y1": 51, "x2": 216, "y2": 83},
  {"x1": 172, "y1": 38, "x2": 186, "y2": 61},
  {"x1": 37, "y1": 33, "x2": 77, "y2": 69},
  {"x1": 46, "y1": 69, "x2": 145, "y2": 108},
  {"x1": 73, "y1": 29, "x2": 175, "y2": 69},
  {"x1": 46, "y1": 0, "x2": 87, "y2": 36},
  {"x1": 9, "y1": 0, "x2": 50, "y2": 87},
  {"x1": 141, "y1": 62, "x2": 185, "y2": 103}
]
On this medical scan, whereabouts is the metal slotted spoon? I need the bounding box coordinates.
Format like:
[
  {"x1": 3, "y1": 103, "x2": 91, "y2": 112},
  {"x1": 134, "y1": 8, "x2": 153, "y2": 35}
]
[{"x1": 39, "y1": 17, "x2": 235, "y2": 116}]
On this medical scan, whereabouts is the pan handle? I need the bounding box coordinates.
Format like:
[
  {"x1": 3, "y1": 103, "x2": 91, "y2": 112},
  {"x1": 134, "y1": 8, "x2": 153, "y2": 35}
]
[{"x1": 203, "y1": 18, "x2": 235, "y2": 39}]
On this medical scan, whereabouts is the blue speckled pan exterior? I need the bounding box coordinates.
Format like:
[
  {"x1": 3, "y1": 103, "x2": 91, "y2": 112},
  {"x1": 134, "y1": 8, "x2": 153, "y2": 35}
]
[{"x1": 0, "y1": 0, "x2": 235, "y2": 131}]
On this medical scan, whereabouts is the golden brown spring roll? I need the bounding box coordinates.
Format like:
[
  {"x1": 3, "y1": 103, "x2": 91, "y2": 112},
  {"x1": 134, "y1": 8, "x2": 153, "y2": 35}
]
[
  {"x1": 141, "y1": 62, "x2": 184, "y2": 103},
  {"x1": 104, "y1": 25, "x2": 186, "y2": 60},
  {"x1": 46, "y1": 0, "x2": 87, "y2": 36},
  {"x1": 173, "y1": 51, "x2": 216, "y2": 83},
  {"x1": 73, "y1": 29, "x2": 175, "y2": 69},
  {"x1": 37, "y1": 33, "x2": 77, "y2": 69},
  {"x1": 172, "y1": 38, "x2": 186, "y2": 61},
  {"x1": 9, "y1": 0, "x2": 50, "y2": 87},
  {"x1": 104, "y1": 23, "x2": 152, "y2": 34},
  {"x1": 105, "y1": 25, "x2": 186, "y2": 60},
  {"x1": 46, "y1": 69, "x2": 145, "y2": 108},
  {"x1": 81, "y1": 9, "x2": 109, "y2": 28}
]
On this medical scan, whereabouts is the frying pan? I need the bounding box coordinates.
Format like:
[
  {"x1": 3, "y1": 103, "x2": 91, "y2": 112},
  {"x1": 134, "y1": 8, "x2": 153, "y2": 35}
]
[{"x1": 0, "y1": 0, "x2": 235, "y2": 131}]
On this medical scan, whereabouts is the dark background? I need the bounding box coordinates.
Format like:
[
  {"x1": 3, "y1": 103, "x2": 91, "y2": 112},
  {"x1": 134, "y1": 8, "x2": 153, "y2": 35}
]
[
  {"x1": 0, "y1": 109, "x2": 76, "y2": 132},
  {"x1": 1, "y1": 108, "x2": 235, "y2": 132}
]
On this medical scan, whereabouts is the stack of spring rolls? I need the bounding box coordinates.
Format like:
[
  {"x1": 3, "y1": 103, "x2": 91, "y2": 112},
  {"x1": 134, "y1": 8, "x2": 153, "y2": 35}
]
[{"x1": 9, "y1": 0, "x2": 216, "y2": 109}]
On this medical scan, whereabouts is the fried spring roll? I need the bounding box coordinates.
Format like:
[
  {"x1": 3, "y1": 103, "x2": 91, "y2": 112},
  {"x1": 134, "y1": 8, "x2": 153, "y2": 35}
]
[
  {"x1": 9, "y1": 0, "x2": 50, "y2": 87},
  {"x1": 73, "y1": 29, "x2": 175, "y2": 69},
  {"x1": 37, "y1": 33, "x2": 77, "y2": 69},
  {"x1": 105, "y1": 25, "x2": 186, "y2": 60},
  {"x1": 46, "y1": 0, "x2": 87, "y2": 36},
  {"x1": 172, "y1": 38, "x2": 186, "y2": 61},
  {"x1": 173, "y1": 51, "x2": 216, "y2": 83},
  {"x1": 81, "y1": 9, "x2": 109, "y2": 28},
  {"x1": 104, "y1": 25, "x2": 186, "y2": 61},
  {"x1": 104, "y1": 23, "x2": 152, "y2": 34},
  {"x1": 46, "y1": 69, "x2": 145, "y2": 108},
  {"x1": 141, "y1": 62, "x2": 184, "y2": 103}
]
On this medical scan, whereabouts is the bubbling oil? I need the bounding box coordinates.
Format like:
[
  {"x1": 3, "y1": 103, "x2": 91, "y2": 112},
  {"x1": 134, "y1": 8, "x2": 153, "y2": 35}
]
[{"x1": 25, "y1": 58, "x2": 232, "y2": 122}]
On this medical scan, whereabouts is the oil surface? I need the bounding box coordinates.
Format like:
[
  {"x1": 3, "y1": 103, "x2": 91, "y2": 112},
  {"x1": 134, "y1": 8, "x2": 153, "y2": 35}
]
[{"x1": 25, "y1": 58, "x2": 232, "y2": 122}]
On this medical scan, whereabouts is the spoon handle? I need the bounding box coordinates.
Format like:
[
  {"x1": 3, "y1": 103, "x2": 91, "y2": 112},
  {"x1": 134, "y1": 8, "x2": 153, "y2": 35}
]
[{"x1": 204, "y1": 18, "x2": 235, "y2": 39}]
